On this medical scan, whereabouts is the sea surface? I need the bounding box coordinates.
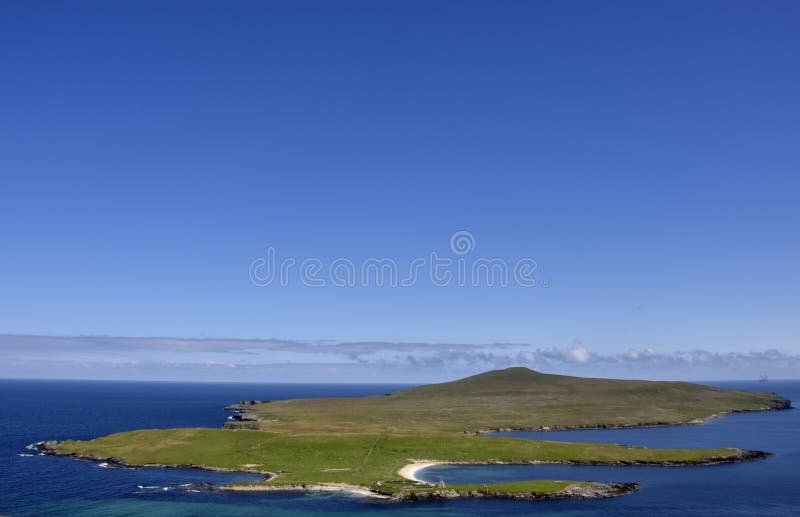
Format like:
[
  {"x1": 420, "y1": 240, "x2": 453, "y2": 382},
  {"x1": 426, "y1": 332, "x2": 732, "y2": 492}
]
[{"x1": 1, "y1": 379, "x2": 797, "y2": 516}]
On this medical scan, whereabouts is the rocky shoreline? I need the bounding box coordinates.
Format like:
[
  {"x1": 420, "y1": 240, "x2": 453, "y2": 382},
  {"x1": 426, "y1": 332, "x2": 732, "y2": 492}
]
[
  {"x1": 30, "y1": 440, "x2": 276, "y2": 479},
  {"x1": 222, "y1": 402, "x2": 266, "y2": 430},
  {"x1": 396, "y1": 482, "x2": 640, "y2": 502},
  {"x1": 216, "y1": 480, "x2": 639, "y2": 501},
  {"x1": 393, "y1": 448, "x2": 772, "y2": 476},
  {"x1": 478, "y1": 399, "x2": 792, "y2": 434}
]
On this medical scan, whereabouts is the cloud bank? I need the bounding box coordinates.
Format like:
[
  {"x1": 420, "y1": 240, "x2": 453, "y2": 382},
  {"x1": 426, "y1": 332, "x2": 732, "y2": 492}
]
[{"x1": 0, "y1": 334, "x2": 798, "y2": 383}]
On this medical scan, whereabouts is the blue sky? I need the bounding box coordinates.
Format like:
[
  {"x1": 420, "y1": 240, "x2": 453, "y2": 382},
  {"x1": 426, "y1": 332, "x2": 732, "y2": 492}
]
[{"x1": 1, "y1": 1, "x2": 798, "y2": 381}]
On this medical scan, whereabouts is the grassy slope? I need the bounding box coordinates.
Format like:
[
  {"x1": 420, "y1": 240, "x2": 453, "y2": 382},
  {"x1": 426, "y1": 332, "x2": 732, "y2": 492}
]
[
  {"x1": 58, "y1": 428, "x2": 739, "y2": 487},
  {"x1": 242, "y1": 367, "x2": 788, "y2": 434}
]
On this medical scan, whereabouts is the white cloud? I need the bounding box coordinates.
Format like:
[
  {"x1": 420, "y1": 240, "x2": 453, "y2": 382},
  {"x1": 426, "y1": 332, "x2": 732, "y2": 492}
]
[
  {"x1": 0, "y1": 333, "x2": 798, "y2": 381},
  {"x1": 568, "y1": 341, "x2": 591, "y2": 363}
]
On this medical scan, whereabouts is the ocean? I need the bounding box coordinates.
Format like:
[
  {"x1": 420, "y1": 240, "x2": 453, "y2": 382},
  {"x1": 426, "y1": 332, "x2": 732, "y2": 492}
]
[{"x1": 1, "y1": 379, "x2": 797, "y2": 516}]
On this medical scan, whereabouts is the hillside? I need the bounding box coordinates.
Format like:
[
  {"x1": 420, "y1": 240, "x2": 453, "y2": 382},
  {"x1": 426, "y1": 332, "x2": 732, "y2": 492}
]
[{"x1": 233, "y1": 367, "x2": 789, "y2": 434}]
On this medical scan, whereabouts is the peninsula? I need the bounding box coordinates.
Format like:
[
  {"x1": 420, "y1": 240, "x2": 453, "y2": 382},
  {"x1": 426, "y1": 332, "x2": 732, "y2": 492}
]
[{"x1": 40, "y1": 368, "x2": 790, "y2": 502}]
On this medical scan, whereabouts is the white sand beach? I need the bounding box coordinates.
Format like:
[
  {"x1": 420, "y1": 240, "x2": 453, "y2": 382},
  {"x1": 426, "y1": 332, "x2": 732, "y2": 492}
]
[{"x1": 397, "y1": 461, "x2": 448, "y2": 483}]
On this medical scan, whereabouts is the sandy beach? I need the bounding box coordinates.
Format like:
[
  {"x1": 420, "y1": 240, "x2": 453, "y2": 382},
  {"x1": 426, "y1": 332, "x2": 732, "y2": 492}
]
[{"x1": 397, "y1": 460, "x2": 448, "y2": 483}]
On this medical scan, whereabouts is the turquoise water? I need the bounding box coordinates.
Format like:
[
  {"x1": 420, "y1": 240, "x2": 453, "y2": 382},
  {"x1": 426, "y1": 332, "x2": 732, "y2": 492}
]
[{"x1": 1, "y1": 379, "x2": 797, "y2": 515}]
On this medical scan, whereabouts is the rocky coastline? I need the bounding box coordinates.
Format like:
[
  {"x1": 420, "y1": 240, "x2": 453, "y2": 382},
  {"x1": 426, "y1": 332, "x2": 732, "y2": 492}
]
[
  {"x1": 30, "y1": 440, "x2": 276, "y2": 478},
  {"x1": 395, "y1": 481, "x2": 640, "y2": 502},
  {"x1": 478, "y1": 399, "x2": 792, "y2": 434}
]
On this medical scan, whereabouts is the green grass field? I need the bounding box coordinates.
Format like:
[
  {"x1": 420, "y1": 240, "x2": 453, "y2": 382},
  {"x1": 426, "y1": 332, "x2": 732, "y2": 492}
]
[{"x1": 58, "y1": 428, "x2": 743, "y2": 487}]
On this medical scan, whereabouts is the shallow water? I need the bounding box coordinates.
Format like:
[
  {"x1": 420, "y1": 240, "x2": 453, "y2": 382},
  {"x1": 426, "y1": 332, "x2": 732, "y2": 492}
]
[{"x1": 1, "y1": 379, "x2": 797, "y2": 516}]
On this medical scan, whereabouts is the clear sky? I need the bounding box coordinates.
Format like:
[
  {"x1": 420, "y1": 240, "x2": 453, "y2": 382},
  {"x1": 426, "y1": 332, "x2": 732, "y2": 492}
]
[{"x1": 1, "y1": 1, "x2": 798, "y2": 381}]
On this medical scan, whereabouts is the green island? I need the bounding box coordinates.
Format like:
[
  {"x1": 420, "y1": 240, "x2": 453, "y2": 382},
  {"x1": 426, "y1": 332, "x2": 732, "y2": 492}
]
[{"x1": 38, "y1": 368, "x2": 790, "y2": 502}]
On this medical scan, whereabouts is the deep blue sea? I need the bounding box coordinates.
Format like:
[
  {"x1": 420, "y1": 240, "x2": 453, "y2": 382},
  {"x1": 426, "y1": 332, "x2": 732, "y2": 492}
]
[{"x1": 1, "y1": 380, "x2": 797, "y2": 516}]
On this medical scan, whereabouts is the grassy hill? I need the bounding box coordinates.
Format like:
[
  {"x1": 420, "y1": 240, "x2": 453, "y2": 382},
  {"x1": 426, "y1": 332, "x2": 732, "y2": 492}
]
[
  {"x1": 235, "y1": 367, "x2": 789, "y2": 434},
  {"x1": 47, "y1": 367, "x2": 790, "y2": 501}
]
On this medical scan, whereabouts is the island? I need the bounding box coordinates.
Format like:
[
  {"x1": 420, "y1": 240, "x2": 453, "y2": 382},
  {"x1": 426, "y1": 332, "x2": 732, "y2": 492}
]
[{"x1": 37, "y1": 367, "x2": 790, "y2": 502}]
